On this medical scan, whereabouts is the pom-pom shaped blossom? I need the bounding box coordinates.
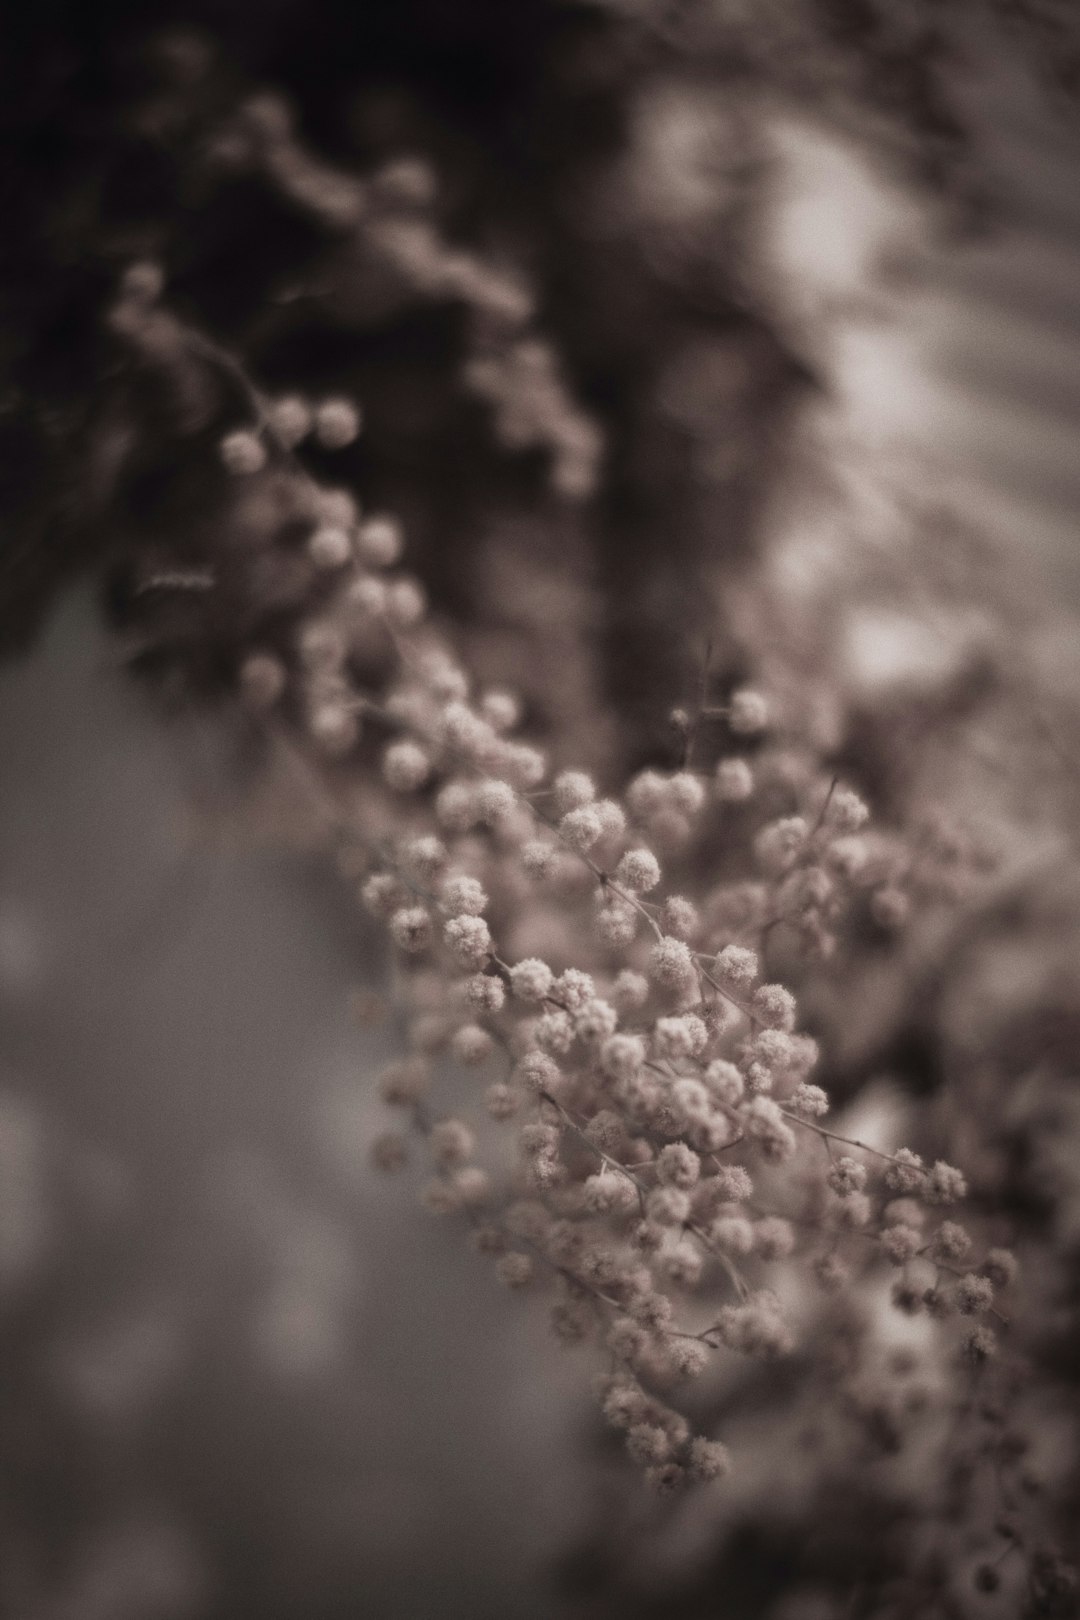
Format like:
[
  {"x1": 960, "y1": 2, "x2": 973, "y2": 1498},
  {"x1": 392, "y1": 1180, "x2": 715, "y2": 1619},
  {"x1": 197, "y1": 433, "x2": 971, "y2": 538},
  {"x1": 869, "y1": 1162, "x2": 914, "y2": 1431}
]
[
  {"x1": 728, "y1": 689, "x2": 769, "y2": 734},
  {"x1": 314, "y1": 396, "x2": 362, "y2": 448},
  {"x1": 383, "y1": 739, "x2": 431, "y2": 792},
  {"x1": 884, "y1": 1148, "x2": 927, "y2": 1195},
  {"x1": 553, "y1": 770, "x2": 596, "y2": 812},
  {"x1": 509, "y1": 957, "x2": 554, "y2": 1002},
  {"x1": 220, "y1": 428, "x2": 267, "y2": 474},
  {"x1": 559, "y1": 805, "x2": 604, "y2": 852},
  {"x1": 713, "y1": 944, "x2": 758, "y2": 987},
  {"x1": 657, "y1": 1143, "x2": 701, "y2": 1190},
  {"x1": 430, "y1": 1118, "x2": 475, "y2": 1168},
  {"x1": 443, "y1": 914, "x2": 492, "y2": 967},
  {"x1": 648, "y1": 935, "x2": 696, "y2": 988},
  {"x1": 615, "y1": 847, "x2": 661, "y2": 893},
  {"x1": 751, "y1": 983, "x2": 797, "y2": 1031},
  {"x1": 390, "y1": 906, "x2": 434, "y2": 952},
  {"x1": 440, "y1": 875, "x2": 488, "y2": 917},
  {"x1": 599, "y1": 1033, "x2": 646, "y2": 1084}
]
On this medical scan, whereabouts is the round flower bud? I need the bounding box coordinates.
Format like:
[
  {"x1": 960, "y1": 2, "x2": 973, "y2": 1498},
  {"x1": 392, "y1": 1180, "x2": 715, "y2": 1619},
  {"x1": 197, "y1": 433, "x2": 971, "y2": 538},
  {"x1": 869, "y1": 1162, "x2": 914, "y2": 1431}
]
[
  {"x1": 825, "y1": 786, "x2": 870, "y2": 833},
  {"x1": 318, "y1": 487, "x2": 360, "y2": 529},
  {"x1": 595, "y1": 902, "x2": 637, "y2": 947},
  {"x1": 575, "y1": 998, "x2": 618, "y2": 1045},
  {"x1": 814, "y1": 1254, "x2": 851, "y2": 1293},
  {"x1": 788, "y1": 1082, "x2": 828, "y2": 1117},
  {"x1": 495, "y1": 1252, "x2": 534, "y2": 1288},
  {"x1": 668, "y1": 772, "x2": 705, "y2": 816},
  {"x1": 711, "y1": 1216, "x2": 755, "y2": 1255},
  {"x1": 267, "y1": 394, "x2": 312, "y2": 448},
  {"x1": 521, "y1": 840, "x2": 558, "y2": 879},
  {"x1": 611, "y1": 970, "x2": 649, "y2": 1013},
  {"x1": 704, "y1": 1059, "x2": 744, "y2": 1106},
  {"x1": 648, "y1": 936, "x2": 695, "y2": 988},
  {"x1": 599, "y1": 1033, "x2": 645, "y2": 1083},
  {"x1": 534, "y1": 1009, "x2": 574, "y2": 1054},
  {"x1": 559, "y1": 805, "x2": 603, "y2": 852},
  {"x1": 715, "y1": 757, "x2": 754, "y2": 802},
  {"x1": 626, "y1": 770, "x2": 669, "y2": 821},
  {"x1": 314, "y1": 396, "x2": 362, "y2": 449},
  {"x1": 961, "y1": 1324, "x2": 997, "y2": 1364},
  {"x1": 442, "y1": 914, "x2": 492, "y2": 967},
  {"x1": 485, "y1": 1082, "x2": 520, "y2": 1121},
  {"x1": 430, "y1": 1118, "x2": 474, "y2": 1168},
  {"x1": 378, "y1": 1057, "x2": 430, "y2": 1106},
  {"x1": 687, "y1": 1437, "x2": 730, "y2": 1482},
  {"x1": 827, "y1": 1156, "x2": 868, "y2": 1198},
  {"x1": 357, "y1": 515, "x2": 403, "y2": 568},
  {"x1": 389, "y1": 906, "x2": 433, "y2": 952},
  {"x1": 657, "y1": 1143, "x2": 700, "y2": 1190},
  {"x1": 516, "y1": 1050, "x2": 561, "y2": 1094},
  {"x1": 464, "y1": 973, "x2": 505, "y2": 1013},
  {"x1": 931, "y1": 1221, "x2": 972, "y2": 1262},
  {"x1": 220, "y1": 429, "x2": 267, "y2": 475},
  {"x1": 308, "y1": 524, "x2": 353, "y2": 569},
  {"x1": 480, "y1": 689, "x2": 520, "y2": 732},
  {"x1": 440, "y1": 875, "x2": 488, "y2": 917},
  {"x1": 450, "y1": 1023, "x2": 494, "y2": 1065},
  {"x1": 347, "y1": 576, "x2": 387, "y2": 615},
  {"x1": 670, "y1": 1341, "x2": 709, "y2": 1380},
  {"x1": 475, "y1": 779, "x2": 517, "y2": 825},
  {"x1": 382, "y1": 739, "x2": 431, "y2": 792},
  {"x1": 503, "y1": 744, "x2": 547, "y2": 789},
  {"x1": 594, "y1": 800, "x2": 627, "y2": 840},
  {"x1": 646, "y1": 1186, "x2": 690, "y2": 1226},
  {"x1": 728, "y1": 688, "x2": 769, "y2": 735},
  {"x1": 452, "y1": 1166, "x2": 491, "y2": 1208},
  {"x1": 553, "y1": 770, "x2": 596, "y2": 813},
  {"x1": 361, "y1": 872, "x2": 408, "y2": 917},
  {"x1": 433, "y1": 784, "x2": 476, "y2": 835},
  {"x1": 755, "y1": 1217, "x2": 795, "y2": 1260},
  {"x1": 983, "y1": 1248, "x2": 1019, "y2": 1289},
  {"x1": 615, "y1": 848, "x2": 661, "y2": 894},
  {"x1": 385, "y1": 578, "x2": 426, "y2": 627},
  {"x1": 713, "y1": 944, "x2": 758, "y2": 987},
  {"x1": 754, "y1": 817, "x2": 808, "y2": 874},
  {"x1": 652, "y1": 1015, "x2": 706, "y2": 1061},
  {"x1": 308, "y1": 704, "x2": 358, "y2": 755},
  {"x1": 510, "y1": 958, "x2": 554, "y2": 1002},
  {"x1": 956, "y1": 1273, "x2": 994, "y2": 1315},
  {"x1": 752, "y1": 984, "x2": 797, "y2": 1031},
  {"x1": 661, "y1": 895, "x2": 698, "y2": 940},
  {"x1": 884, "y1": 1148, "x2": 927, "y2": 1195},
  {"x1": 401, "y1": 835, "x2": 446, "y2": 881},
  {"x1": 925, "y1": 1160, "x2": 967, "y2": 1205},
  {"x1": 553, "y1": 970, "x2": 595, "y2": 1011},
  {"x1": 120, "y1": 259, "x2": 165, "y2": 304},
  {"x1": 881, "y1": 1224, "x2": 922, "y2": 1265}
]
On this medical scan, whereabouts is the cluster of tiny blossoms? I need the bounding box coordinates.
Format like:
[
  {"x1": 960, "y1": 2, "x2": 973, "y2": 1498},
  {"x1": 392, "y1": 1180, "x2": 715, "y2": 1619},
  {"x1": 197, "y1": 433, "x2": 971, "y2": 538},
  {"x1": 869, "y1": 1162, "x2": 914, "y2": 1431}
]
[
  {"x1": 206, "y1": 434, "x2": 1014, "y2": 1489},
  {"x1": 120, "y1": 230, "x2": 1007, "y2": 1493}
]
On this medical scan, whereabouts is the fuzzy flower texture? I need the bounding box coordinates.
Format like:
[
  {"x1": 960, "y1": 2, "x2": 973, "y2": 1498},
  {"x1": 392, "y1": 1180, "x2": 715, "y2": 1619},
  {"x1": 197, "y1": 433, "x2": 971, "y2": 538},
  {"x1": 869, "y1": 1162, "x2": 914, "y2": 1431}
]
[{"x1": 125, "y1": 255, "x2": 1013, "y2": 1500}]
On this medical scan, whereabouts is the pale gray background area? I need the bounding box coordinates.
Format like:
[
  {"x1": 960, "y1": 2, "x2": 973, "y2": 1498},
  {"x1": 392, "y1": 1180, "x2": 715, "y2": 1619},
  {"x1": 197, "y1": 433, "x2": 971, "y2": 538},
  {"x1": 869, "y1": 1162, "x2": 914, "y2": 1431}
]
[{"x1": 0, "y1": 592, "x2": 590, "y2": 1620}]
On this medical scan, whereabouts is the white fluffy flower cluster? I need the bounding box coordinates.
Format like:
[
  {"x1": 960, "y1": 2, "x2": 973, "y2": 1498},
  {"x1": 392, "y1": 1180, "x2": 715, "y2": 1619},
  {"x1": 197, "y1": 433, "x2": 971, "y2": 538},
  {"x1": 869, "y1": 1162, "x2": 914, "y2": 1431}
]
[{"x1": 225, "y1": 488, "x2": 1006, "y2": 1491}]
